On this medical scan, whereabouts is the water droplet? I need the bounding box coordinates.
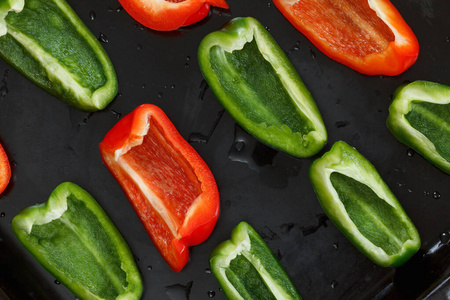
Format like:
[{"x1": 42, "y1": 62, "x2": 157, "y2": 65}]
[
  {"x1": 225, "y1": 200, "x2": 231, "y2": 207},
  {"x1": 117, "y1": 92, "x2": 122, "y2": 97},
  {"x1": 301, "y1": 214, "x2": 329, "y2": 236},
  {"x1": 186, "y1": 56, "x2": 190, "y2": 61},
  {"x1": 205, "y1": 268, "x2": 211, "y2": 274},
  {"x1": 116, "y1": 6, "x2": 123, "y2": 12},
  {"x1": 379, "y1": 75, "x2": 384, "y2": 80},
  {"x1": 142, "y1": 84, "x2": 146, "y2": 89},
  {"x1": 335, "y1": 120, "x2": 350, "y2": 128},
  {"x1": 281, "y1": 223, "x2": 295, "y2": 235},
  {"x1": 331, "y1": 280, "x2": 338, "y2": 289},
  {"x1": 265, "y1": 26, "x2": 270, "y2": 31},
  {"x1": 292, "y1": 46, "x2": 299, "y2": 51},
  {"x1": 199, "y1": 79, "x2": 209, "y2": 101},
  {"x1": 207, "y1": 290, "x2": 215, "y2": 298},
  {"x1": 446, "y1": 37, "x2": 450, "y2": 42},
  {"x1": 333, "y1": 242, "x2": 339, "y2": 250},
  {"x1": 147, "y1": 265, "x2": 152, "y2": 271},
  {"x1": 171, "y1": 84, "x2": 176, "y2": 89},
  {"x1": 89, "y1": 10, "x2": 96, "y2": 20},
  {"x1": 54, "y1": 280, "x2": 61, "y2": 285},
  {"x1": 0, "y1": 212, "x2": 5, "y2": 218},
  {"x1": 267, "y1": 2, "x2": 271, "y2": 7},
  {"x1": 98, "y1": 33, "x2": 109, "y2": 43},
  {"x1": 137, "y1": 44, "x2": 143, "y2": 50},
  {"x1": 165, "y1": 281, "x2": 193, "y2": 300},
  {"x1": 0, "y1": 70, "x2": 9, "y2": 99},
  {"x1": 164, "y1": 85, "x2": 168, "y2": 89},
  {"x1": 184, "y1": 63, "x2": 190, "y2": 68},
  {"x1": 406, "y1": 148, "x2": 415, "y2": 157},
  {"x1": 310, "y1": 48, "x2": 316, "y2": 59},
  {"x1": 352, "y1": 133, "x2": 360, "y2": 140},
  {"x1": 440, "y1": 232, "x2": 450, "y2": 244},
  {"x1": 234, "y1": 141, "x2": 244, "y2": 151},
  {"x1": 188, "y1": 110, "x2": 224, "y2": 144},
  {"x1": 432, "y1": 191, "x2": 441, "y2": 199},
  {"x1": 157, "y1": 92, "x2": 163, "y2": 98},
  {"x1": 407, "y1": 189, "x2": 413, "y2": 193},
  {"x1": 424, "y1": 190, "x2": 430, "y2": 196}
]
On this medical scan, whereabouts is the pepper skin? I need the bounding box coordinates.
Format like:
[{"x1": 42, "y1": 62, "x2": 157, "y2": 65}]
[
  {"x1": 99, "y1": 104, "x2": 220, "y2": 272},
  {"x1": 198, "y1": 17, "x2": 327, "y2": 158},
  {"x1": 210, "y1": 221, "x2": 302, "y2": 300},
  {"x1": 0, "y1": 142, "x2": 10, "y2": 194},
  {"x1": 273, "y1": 0, "x2": 419, "y2": 76},
  {"x1": 118, "y1": 0, "x2": 229, "y2": 31},
  {"x1": 0, "y1": 0, "x2": 117, "y2": 111},
  {"x1": 12, "y1": 182, "x2": 143, "y2": 300},
  {"x1": 309, "y1": 141, "x2": 421, "y2": 267},
  {"x1": 387, "y1": 81, "x2": 450, "y2": 174}
]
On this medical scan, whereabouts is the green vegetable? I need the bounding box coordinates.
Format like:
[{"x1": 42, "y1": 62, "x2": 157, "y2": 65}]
[
  {"x1": 0, "y1": 0, "x2": 117, "y2": 111},
  {"x1": 12, "y1": 182, "x2": 142, "y2": 300},
  {"x1": 387, "y1": 80, "x2": 450, "y2": 174},
  {"x1": 210, "y1": 221, "x2": 302, "y2": 300},
  {"x1": 309, "y1": 141, "x2": 421, "y2": 267},
  {"x1": 198, "y1": 17, "x2": 327, "y2": 158}
]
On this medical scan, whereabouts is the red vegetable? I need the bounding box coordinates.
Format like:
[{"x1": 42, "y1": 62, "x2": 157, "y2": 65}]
[
  {"x1": 273, "y1": 0, "x2": 419, "y2": 75},
  {"x1": 118, "y1": 0, "x2": 229, "y2": 31},
  {"x1": 0, "y1": 142, "x2": 10, "y2": 195},
  {"x1": 99, "y1": 104, "x2": 220, "y2": 272}
]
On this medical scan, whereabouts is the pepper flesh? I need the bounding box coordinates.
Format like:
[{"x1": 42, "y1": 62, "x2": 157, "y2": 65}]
[
  {"x1": 273, "y1": 0, "x2": 419, "y2": 75},
  {"x1": 210, "y1": 222, "x2": 302, "y2": 300},
  {"x1": 387, "y1": 81, "x2": 450, "y2": 174},
  {"x1": 198, "y1": 17, "x2": 327, "y2": 158},
  {"x1": 0, "y1": 142, "x2": 10, "y2": 194},
  {"x1": 118, "y1": 0, "x2": 229, "y2": 31},
  {"x1": 0, "y1": 0, "x2": 117, "y2": 111},
  {"x1": 309, "y1": 141, "x2": 420, "y2": 267},
  {"x1": 99, "y1": 104, "x2": 220, "y2": 272},
  {"x1": 11, "y1": 182, "x2": 143, "y2": 300}
]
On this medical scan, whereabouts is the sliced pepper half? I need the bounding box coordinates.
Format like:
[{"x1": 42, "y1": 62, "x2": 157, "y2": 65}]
[
  {"x1": 387, "y1": 81, "x2": 450, "y2": 174},
  {"x1": 0, "y1": 141, "x2": 10, "y2": 194},
  {"x1": 198, "y1": 17, "x2": 327, "y2": 158},
  {"x1": 309, "y1": 141, "x2": 420, "y2": 267},
  {"x1": 273, "y1": 0, "x2": 419, "y2": 76},
  {"x1": 0, "y1": 0, "x2": 117, "y2": 111},
  {"x1": 118, "y1": 0, "x2": 229, "y2": 31},
  {"x1": 210, "y1": 221, "x2": 302, "y2": 300},
  {"x1": 99, "y1": 104, "x2": 220, "y2": 272},
  {"x1": 11, "y1": 182, "x2": 143, "y2": 300}
]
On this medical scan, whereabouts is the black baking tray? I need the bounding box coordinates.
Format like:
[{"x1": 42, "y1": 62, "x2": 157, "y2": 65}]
[{"x1": 0, "y1": 0, "x2": 449, "y2": 299}]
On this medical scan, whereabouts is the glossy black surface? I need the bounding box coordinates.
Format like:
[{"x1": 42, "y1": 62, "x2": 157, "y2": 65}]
[{"x1": 0, "y1": 0, "x2": 449, "y2": 299}]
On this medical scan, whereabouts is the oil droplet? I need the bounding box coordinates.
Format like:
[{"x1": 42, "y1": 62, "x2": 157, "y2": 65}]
[
  {"x1": 98, "y1": 33, "x2": 109, "y2": 43},
  {"x1": 207, "y1": 290, "x2": 216, "y2": 298},
  {"x1": 432, "y1": 191, "x2": 441, "y2": 199},
  {"x1": 54, "y1": 280, "x2": 61, "y2": 285},
  {"x1": 165, "y1": 281, "x2": 193, "y2": 300},
  {"x1": 0, "y1": 212, "x2": 5, "y2": 218},
  {"x1": 407, "y1": 148, "x2": 415, "y2": 157},
  {"x1": 331, "y1": 280, "x2": 338, "y2": 289},
  {"x1": 147, "y1": 265, "x2": 152, "y2": 271},
  {"x1": 205, "y1": 268, "x2": 211, "y2": 274},
  {"x1": 89, "y1": 10, "x2": 96, "y2": 21},
  {"x1": 440, "y1": 232, "x2": 450, "y2": 244},
  {"x1": 157, "y1": 92, "x2": 163, "y2": 98}
]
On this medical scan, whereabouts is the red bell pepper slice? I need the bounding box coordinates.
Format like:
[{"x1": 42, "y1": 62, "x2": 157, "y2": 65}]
[
  {"x1": 273, "y1": 0, "x2": 419, "y2": 76},
  {"x1": 99, "y1": 104, "x2": 220, "y2": 272},
  {"x1": 0, "y1": 142, "x2": 11, "y2": 195},
  {"x1": 118, "y1": 0, "x2": 229, "y2": 31}
]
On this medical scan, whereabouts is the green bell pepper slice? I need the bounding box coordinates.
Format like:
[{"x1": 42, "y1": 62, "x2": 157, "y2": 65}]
[
  {"x1": 198, "y1": 17, "x2": 327, "y2": 158},
  {"x1": 0, "y1": 0, "x2": 117, "y2": 111},
  {"x1": 210, "y1": 221, "x2": 302, "y2": 300},
  {"x1": 387, "y1": 80, "x2": 450, "y2": 174},
  {"x1": 309, "y1": 141, "x2": 421, "y2": 267},
  {"x1": 11, "y1": 182, "x2": 143, "y2": 300}
]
